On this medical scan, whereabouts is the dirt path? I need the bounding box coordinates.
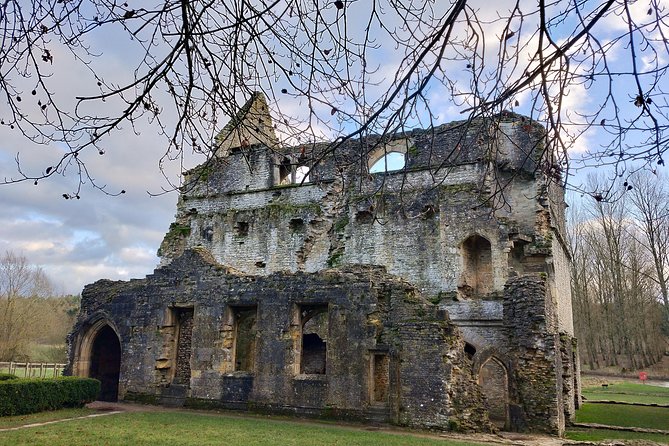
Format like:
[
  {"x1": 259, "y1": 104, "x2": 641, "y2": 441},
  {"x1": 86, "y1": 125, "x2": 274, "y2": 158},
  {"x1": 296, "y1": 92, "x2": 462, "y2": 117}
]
[{"x1": 0, "y1": 410, "x2": 122, "y2": 432}]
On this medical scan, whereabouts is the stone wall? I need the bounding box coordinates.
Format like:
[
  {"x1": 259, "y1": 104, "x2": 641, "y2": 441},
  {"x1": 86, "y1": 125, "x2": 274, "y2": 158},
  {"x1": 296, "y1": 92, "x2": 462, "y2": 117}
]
[{"x1": 69, "y1": 250, "x2": 491, "y2": 432}]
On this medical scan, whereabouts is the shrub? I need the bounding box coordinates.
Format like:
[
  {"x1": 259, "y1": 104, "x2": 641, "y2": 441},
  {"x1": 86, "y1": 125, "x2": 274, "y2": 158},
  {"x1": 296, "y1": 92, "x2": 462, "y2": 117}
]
[
  {"x1": 0, "y1": 373, "x2": 18, "y2": 381},
  {"x1": 0, "y1": 377, "x2": 100, "y2": 416}
]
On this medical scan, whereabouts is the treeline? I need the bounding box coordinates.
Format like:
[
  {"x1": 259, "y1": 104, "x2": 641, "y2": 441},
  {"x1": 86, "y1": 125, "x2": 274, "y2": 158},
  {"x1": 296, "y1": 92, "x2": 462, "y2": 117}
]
[
  {"x1": 569, "y1": 173, "x2": 669, "y2": 371},
  {"x1": 0, "y1": 251, "x2": 80, "y2": 362}
]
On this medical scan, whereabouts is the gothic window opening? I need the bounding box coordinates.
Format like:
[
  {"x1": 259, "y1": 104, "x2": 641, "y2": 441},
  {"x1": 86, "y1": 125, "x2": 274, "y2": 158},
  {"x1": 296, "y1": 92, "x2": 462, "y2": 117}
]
[
  {"x1": 368, "y1": 139, "x2": 411, "y2": 173},
  {"x1": 172, "y1": 307, "x2": 194, "y2": 385},
  {"x1": 299, "y1": 304, "x2": 328, "y2": 375},
  {"x1": 371, "y1": 353, "x2": 389, "y2": 404},
  {"x1": 459, "y1": 234, "x2": 493, "y2": 298},
  {"x1": 233, "y1": 306, "x2": 257, "y2": 372},
  {"x1": 369, "y1": 152, "x2": 405, "y2": 173}
]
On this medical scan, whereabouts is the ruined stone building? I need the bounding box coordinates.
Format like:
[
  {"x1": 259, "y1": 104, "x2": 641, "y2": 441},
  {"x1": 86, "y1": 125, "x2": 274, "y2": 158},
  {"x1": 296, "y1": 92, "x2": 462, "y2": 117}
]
[{"x1": 67, "y1": 93, "x2": 580, "y2": 434}]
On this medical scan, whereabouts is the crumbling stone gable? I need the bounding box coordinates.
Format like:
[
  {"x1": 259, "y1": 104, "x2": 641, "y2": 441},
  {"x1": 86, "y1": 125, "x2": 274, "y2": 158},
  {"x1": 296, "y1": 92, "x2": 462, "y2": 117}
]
[{"x1": 69, "y1": 103, "x2": 578, "y2": 435}]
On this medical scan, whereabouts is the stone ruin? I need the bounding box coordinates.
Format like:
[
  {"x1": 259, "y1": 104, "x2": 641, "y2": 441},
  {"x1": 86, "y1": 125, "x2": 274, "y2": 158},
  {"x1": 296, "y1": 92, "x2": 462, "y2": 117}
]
[{"x1": 67, "y1": 93, "x2": 580, "y2": 434}]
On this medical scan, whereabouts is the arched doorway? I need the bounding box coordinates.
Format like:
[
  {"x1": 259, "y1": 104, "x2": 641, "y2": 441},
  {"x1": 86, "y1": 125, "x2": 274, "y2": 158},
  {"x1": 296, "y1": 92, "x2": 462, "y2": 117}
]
[
  {"x1": 88, "y1": 325, "x2": 121, "y2": 401},
  {"x1": 478, "y1": 357, "x2": 509, "y2": 429}
]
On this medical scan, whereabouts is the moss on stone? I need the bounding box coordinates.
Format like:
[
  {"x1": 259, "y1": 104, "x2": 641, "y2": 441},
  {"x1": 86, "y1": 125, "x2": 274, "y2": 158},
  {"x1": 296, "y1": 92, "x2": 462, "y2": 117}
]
[
  {"x1": 167, "y1": 222, "x2": 192, "y2": 238},
  {"x1": 333, "y1": 215, "x2": 350, "y2": 233},
  {"x1": 327, "y1": 248, "x2": 345, "y2": 267}
]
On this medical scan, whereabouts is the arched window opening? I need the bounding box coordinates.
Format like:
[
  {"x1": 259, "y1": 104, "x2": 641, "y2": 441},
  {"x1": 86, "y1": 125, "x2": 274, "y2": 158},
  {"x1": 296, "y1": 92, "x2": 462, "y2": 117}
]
[
  {"x1": 89, "y1": 325, "x2": 121, "y2": 402},
  {"x1": 478, "y1": 357, "x2": 509, "y2": 429},
  {"x1": 369, "y1": 152, "x2": 406, "y2": 173},
  {"x1": 459, "y1": 234, "x2": 493, "y2": 298}
]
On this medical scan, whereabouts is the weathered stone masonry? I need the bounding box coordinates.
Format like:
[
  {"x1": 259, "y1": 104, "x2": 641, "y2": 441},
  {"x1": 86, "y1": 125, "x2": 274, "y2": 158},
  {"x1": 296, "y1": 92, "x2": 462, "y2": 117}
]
[{"x1": 68, "y1": 93, "x2": 579, "y2": 434}]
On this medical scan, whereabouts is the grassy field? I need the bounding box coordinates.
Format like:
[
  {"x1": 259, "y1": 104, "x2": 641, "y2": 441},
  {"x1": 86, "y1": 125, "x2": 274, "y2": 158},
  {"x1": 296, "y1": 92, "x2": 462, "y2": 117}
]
[
  {"x1": 565, "y1": 427, "x2": 669, "y2": 444},
  {"x1": 574, "y1": 403, "x2": 669, "y2": 430},
  {"x1": 565, "y1": 381, "x2": 669, "y2": 443},
  {"x1": 582, "y1": 382, "x2": 669, "y2": 405},
  {"x1": 0, "y1": 410, "x2": 488, "y2": 446}
]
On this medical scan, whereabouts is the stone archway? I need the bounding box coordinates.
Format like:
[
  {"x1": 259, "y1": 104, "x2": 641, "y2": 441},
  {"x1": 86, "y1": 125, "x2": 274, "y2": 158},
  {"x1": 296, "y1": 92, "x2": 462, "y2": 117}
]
[
  {"x1": 73, "y1": 319, "x2": 122, "y2": 402},
  {"x1": 89, "y1": 325, "x2": 121, "y2": 401},
  {"x1": 478, "y1": 357, "x2": 509, "y2": 429}
]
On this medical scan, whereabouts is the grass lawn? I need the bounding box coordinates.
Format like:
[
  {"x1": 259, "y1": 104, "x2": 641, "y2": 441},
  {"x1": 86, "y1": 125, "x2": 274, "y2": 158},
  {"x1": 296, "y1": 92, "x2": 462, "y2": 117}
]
[
  {"x1": 0, "y1": 411, "x2": 489, "y2": 446},
  {"x1": 0, "y1": 408, "x2": 95, "y2": 429},
  {"x1": 582, "y1": 382, "x2": 669, "y2": 405},
  {"x1": 565, "y1": 427, "x2": 669, "y2": 444},
  {"x1": 575, "y1": 403, "x2": 669, "y2": 430}
]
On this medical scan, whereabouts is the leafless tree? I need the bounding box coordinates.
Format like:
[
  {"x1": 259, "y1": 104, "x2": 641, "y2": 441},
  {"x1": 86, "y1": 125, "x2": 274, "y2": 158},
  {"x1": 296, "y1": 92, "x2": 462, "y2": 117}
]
[
  {"x1": 0, "y1": 250, "x2": 54, "y2": 361},
  {"x1": 569, "y1": 176, "x2": 668, "y2": 371},
  {"x1": 1, "y1": 1, "x2": 668, "y2": 197},
  {"x1": 629, "y1": 172, "x2": 669, "y2": 328}
]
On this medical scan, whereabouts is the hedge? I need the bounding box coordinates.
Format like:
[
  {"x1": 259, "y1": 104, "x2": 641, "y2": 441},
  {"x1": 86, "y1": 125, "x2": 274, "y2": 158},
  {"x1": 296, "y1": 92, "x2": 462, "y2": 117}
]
[
  {"x1": 0, "y1": 373, "x2": 18, "y2": 381},
  {"x1": 0, "y1": 377, "x2": 100, "y2": 416}
]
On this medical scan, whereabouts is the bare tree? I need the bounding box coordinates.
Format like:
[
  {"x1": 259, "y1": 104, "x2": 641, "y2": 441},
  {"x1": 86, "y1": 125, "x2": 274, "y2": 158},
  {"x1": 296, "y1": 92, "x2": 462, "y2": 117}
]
[
  {"x1": 0, "y1": 251, "x2": 54, "y2": 361},
  {"x1": 629, "y1": 172, "x2": 669, "y2": 328},
  {"x1": 1, "y1": 1, "x2": 668, "y2": 197},
  {"x1": 569, "y1": 176, "x2": 667, "y2": 371}
]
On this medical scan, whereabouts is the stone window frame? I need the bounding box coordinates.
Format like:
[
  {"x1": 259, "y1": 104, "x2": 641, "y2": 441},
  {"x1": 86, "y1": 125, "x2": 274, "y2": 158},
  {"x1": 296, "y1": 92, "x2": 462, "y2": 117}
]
[
  {"x1": 368, "y1": 348, "x2": 390, "y2": 405},
  {"x1": 367, "y1": 138, "x2": 411, "y2": 173},
  {"x1": 291, "y1": 303, "x2": 329, "y2": 378},
  {"x1": 166, "y1": 304, "x2": 195, "y2": 385},
  {"x1": 458, "y1": 233, "x2": 494, "y2": 299},
  {"x1": 275, "y1": 155, "x2": 312, "y2": 186},
  {"x1": 223, "y1": 304, "x2": 258, "y2": 374}
]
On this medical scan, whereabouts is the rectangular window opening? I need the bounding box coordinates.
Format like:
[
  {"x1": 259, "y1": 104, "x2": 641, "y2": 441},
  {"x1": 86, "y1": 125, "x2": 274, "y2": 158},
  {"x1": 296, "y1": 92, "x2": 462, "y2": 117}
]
[
  {"x1": 233, "y1": 306, "x2": 258, "y2": 372},
  {"x1": 299, "y1": 304, "x2": 328, "y2": 375},
  {"x1": 371, "y1": 353, "x2": 389, "y2": 404},
  {"x1": 172, "y1": 307, "x2": 194, "y2": 385}
]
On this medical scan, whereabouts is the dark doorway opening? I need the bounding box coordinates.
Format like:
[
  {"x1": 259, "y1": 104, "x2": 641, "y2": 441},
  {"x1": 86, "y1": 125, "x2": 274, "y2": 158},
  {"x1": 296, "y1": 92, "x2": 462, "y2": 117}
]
[{"x1": 89, "y1": 325, "x2": 121, "y2": 402}]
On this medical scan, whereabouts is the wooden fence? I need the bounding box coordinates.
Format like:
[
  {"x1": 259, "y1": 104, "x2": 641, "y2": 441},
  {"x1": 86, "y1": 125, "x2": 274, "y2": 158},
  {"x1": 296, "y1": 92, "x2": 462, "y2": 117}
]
[{"x1": 0, "y1": 362, "x2": 66, "y2": 378}]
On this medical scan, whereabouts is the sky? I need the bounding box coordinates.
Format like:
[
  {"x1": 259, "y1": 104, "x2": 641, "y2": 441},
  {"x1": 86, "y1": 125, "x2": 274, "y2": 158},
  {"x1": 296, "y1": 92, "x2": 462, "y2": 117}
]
[{"x1": 0, "y1": 0, "x2": 666, "y2": 294}]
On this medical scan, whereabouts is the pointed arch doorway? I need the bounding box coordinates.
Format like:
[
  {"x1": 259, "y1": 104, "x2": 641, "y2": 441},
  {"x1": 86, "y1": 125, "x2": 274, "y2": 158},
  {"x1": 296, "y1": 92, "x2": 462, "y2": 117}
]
[
  {"x1": 89, "y1": 325, "x2": 121, "y2": 401},
  {"x1": 74, "y1": 320, "x2": 122, "y2": 402},
  {"x1": 478, "y1": 357, "x2": 509, "y2": 429}
]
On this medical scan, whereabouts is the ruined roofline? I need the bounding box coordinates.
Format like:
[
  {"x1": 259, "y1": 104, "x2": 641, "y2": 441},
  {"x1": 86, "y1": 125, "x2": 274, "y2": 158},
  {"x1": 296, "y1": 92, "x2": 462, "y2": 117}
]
[{"x1": 214, "y1": 109, "x2": 545, "y2": 155}]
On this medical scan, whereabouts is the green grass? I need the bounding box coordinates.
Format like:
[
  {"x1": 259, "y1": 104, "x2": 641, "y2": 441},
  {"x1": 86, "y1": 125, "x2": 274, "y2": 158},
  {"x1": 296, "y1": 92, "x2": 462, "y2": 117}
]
[
  {"x1": 575, "y1": 403, "x2": 669, "y2": 430},
  {"x1": 582, "y1": 382, "x2": 669, "y2": 405},
  {"x1": 0, "y1": 411, "x2": 488, "y2": 446},
  {"x1": 565, "y1": 427, "x2": 669, "y2": 444},
  {"x1": 0, "y1": 408, "x2": 95, "y2": 429}
]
